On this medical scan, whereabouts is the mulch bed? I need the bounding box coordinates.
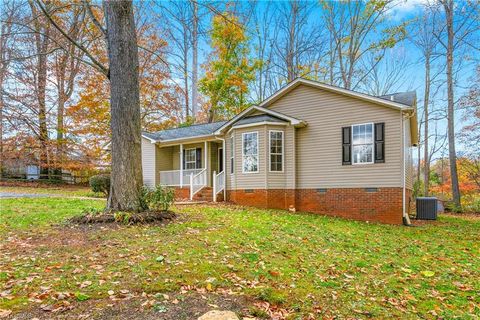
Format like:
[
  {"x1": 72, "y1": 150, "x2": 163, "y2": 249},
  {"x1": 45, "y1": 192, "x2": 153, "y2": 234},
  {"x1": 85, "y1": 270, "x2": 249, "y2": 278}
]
[{"x1": 69, "y1": 210, "x2": 177, "y2": 225}]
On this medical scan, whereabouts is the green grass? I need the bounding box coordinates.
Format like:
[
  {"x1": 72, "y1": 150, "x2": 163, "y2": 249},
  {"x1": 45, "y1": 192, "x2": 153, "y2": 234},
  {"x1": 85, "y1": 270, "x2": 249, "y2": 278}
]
[
  {"x1": 0, "y1": 197, "x2": 105, "y2": 230},
  {"x1": 0, "y1": 198, "x2": 479, "y2": 319},
  {"x1": 0, "y1": 185, "x2": 105, "y2": 198}
]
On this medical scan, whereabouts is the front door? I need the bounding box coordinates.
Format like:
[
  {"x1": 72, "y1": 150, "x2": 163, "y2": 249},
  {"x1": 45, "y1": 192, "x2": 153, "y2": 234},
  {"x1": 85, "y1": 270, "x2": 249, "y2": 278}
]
[{"x1": 218, "y1": 148, "x2": 223, "y2": 173}]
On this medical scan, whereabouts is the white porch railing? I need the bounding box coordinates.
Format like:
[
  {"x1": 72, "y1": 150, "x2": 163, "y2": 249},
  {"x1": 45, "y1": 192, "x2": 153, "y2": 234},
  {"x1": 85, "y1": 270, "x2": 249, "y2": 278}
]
[
  {"x1": 159, "y1": 169, "x2": 202, "y2": 187},
  {"x1": 213, "y1": 171, "x2": 225, "y2": 202},
  {"x1": 190, "y1": 168, "x2": 207, "y2": 200}
]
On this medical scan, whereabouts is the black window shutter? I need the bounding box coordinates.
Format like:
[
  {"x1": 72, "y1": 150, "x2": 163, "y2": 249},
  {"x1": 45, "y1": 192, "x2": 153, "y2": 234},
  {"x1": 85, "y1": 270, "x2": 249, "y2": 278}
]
[
  {"x1": 182, "y1": 149, "x2": 186, "y2": 169},
  {"x1": 342, "y1": 127, "x2": 352, "y2": 165},
  {"x1": 196, "y1": 148, "x2": 202, "y2": 169},
  {"x1": 374, "y1": 123, "x2": 385, "y2": 163}
]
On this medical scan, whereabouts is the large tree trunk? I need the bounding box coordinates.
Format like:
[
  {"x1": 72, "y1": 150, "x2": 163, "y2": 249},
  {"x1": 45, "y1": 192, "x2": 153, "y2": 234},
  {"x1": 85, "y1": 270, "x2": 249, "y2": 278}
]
[
  {"x1": 103, "y1": 0, "x2": 143, "y2": 211},
  {"x1": 423, "y1": 55, "x2": 431, "y2": 196},
  {"x1": 191, "y1": 0, "x2": 198, "y2": 118},
  {"x1": 444, "y1": 0, "x2": 461, "y2": 208}
]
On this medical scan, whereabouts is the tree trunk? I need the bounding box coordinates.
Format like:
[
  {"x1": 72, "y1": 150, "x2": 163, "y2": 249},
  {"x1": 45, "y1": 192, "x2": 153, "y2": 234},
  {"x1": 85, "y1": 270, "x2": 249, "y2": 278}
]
[
  {"x1": 423, "y1": 55, "x2": 431, "y2": 196},
  {"x1": 56, "y1": 78, "x2": 65, "y2": 177},
  {"x1": 183, "y1": 23, "x2": 189, "y2": 120},
  {"x1": 29, "y1": 0, "x2": 50, "y2": 179},
  {"x1": 103, "y1": 0, "x2": 143, "y2": 212},
  {"x1": 191, "y1": 0, "x2": 198, "y2": 118},
  {"x1": 444, "y1": 0, "x2": 461, "y2": 208},
  {"x1": 286, "y1": 1, "x2": 297, "y2": 82}
]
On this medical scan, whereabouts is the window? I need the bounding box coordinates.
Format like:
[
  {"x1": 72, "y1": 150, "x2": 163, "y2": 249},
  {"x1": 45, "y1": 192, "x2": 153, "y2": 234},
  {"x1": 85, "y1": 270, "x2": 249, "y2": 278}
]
[
  {"x1": 185, "y1": 148, "x2": 197, "y2": 169},
  {"x1": 269, "y1": 130, "x2": 283, "y2": 172},
  {"x1": 352, "y1": 123, "x2": 374, "y2": 164},
  {"x1": 242, "y1": 132, "x2": 258, "y2": 173},
  {"x1": 230, "y1": 135, "x2": 234, "y2": 174}
]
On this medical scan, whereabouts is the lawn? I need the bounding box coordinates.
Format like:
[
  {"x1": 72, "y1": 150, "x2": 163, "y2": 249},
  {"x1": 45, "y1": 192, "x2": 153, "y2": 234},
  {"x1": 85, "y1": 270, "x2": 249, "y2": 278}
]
[
  {"x1": 0, "y1": 196, "x2": 479, "y2": 319},
  {"x1": 0, "y1": 183, "x2": 105, "y2": 198}
]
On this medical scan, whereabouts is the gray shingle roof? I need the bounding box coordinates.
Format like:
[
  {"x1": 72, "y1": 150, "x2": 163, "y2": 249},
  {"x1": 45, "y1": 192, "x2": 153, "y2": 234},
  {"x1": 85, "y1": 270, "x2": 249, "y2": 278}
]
[
  {"x1": 143, "y1": 121, "x2": 227, "y2": 142},
  {"x1": 378, "y1": 91, "x2": 416, "y2": 106},
  {"x1": 235, "y1": 114, "x2": 287, "y2": 126}
]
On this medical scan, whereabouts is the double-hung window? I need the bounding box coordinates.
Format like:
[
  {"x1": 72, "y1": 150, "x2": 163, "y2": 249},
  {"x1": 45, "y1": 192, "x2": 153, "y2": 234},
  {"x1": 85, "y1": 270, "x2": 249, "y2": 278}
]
[
  {"x1": 184, "y1": 148, "x2": 197, "y2": 169},
  {"x1": 269, "y1": 130, "x2": 283, "y2": 172},
  {"x1": 230, "y1": 135, "x2": 234, "y2": 174},
  {"x1": 242, "y1": 132, "x2": 258, "y2": 173},
  {"x1": 352, "y1": 123, "x2": 374, "y2": 164}
]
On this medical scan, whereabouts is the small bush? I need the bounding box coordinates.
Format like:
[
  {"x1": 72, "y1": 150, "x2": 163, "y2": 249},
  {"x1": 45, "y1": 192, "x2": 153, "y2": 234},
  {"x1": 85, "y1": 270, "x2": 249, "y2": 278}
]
[
  {"x1": 139, "y1": 186, "x2": 150, "y2": 211},
  {"x1": 114, "y1": 211, "x2": 132, "y2": 224},
  {"x1": 145, "y1": 185, "x2": 175, "y2": 211},
  {"x1": 89, "y1": 174, "x2": 110, "y2": 196}
]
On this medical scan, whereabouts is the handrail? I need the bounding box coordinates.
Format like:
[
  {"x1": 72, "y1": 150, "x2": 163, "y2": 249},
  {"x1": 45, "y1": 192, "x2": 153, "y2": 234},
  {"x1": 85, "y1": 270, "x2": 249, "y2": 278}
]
[
  {"x1": 159, "y1": 169, "x2": 202, "y2": 186},
  {"x1": 190, "y1": 168, "x2": 207, "y2": 200},
  {"x1": 213, "y1": 170, "x2": 225, "y2": 202}
]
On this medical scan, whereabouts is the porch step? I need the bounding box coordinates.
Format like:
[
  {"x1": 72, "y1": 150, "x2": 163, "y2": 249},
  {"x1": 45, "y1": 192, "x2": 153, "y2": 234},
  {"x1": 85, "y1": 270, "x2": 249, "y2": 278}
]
[{"x1": 193, "y1": 187, "x2": 213, "y2": 202}]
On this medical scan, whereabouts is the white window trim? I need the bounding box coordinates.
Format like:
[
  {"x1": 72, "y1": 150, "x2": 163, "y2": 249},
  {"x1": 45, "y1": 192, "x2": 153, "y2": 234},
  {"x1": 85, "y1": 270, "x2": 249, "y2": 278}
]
[
  {"x1": 184, "y1": 148, "x2": 197, "y2": 169},
  {"x1": 269, "y1": 130, "x2": 284, "y2": 173},
  {"x1": 230, "y1": 134, "x2": 234, "y2": 175},
  {"x1": 242, "y1": 131, "x2": 259, "y2": 174},
  {"x1": 351, "y1": 122, "x2": 374, "y2": 165}
]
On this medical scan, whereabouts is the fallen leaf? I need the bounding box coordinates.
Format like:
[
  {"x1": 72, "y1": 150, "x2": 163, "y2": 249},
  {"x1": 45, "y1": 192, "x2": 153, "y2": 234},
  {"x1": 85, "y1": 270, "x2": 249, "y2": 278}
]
[
  {"x1": 421, "y1": 271, "x2": 435, "y2": 277},
  {"x1": 0, "y1": 309, "x2": 12, "y2": 318}
]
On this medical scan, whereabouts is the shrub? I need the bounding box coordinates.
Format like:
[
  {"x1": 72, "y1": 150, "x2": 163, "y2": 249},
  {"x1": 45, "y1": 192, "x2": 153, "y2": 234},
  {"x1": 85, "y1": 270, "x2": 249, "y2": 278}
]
[
  {"x1": 89, "y1": 174, "x2": 110, "y2": 196},
  {"x1": 146, "y1": 185, "x2": 175, "y2": 211}
]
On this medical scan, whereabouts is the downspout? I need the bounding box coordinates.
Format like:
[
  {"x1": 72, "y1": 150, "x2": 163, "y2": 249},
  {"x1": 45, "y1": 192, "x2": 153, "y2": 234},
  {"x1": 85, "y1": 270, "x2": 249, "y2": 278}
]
[{"x1": 402, "y1": 111, "x2": 414, "y2": 226}]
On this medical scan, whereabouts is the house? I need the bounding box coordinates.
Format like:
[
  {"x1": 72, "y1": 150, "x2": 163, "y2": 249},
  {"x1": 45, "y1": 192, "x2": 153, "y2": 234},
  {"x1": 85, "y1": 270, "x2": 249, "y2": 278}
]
[{"x1": 141, "y1": 78, "x2": 418, "y2": 224}]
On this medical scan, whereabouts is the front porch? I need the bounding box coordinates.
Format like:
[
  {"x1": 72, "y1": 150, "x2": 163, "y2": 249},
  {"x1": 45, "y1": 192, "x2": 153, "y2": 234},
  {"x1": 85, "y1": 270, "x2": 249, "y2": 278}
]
[{"x1": 154, "y1": 140, "x2": 225, "y2": 201}]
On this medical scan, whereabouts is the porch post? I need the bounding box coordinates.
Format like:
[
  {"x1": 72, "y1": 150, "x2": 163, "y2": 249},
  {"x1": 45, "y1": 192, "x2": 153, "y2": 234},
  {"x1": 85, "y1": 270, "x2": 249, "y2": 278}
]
[
  {"x1": 204, "y1": 141, "x2": 208, "y2": 185},
  {"x1": 180, "y1": 143, "x2": 183, "y2": 188},
  {"x1": 222, "y1": 138, "x2": 226, "y2": 199},
  {"x1": 204, "y1": 141, "x2": 208, "y2": 170},
  {"x1": 213, "y1": 170, "x2": 217, "y2": 202}
]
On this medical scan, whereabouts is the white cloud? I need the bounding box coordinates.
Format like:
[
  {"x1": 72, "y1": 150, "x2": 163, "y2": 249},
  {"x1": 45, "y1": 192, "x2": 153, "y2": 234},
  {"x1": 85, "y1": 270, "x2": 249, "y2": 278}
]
[{"x1": 388, "y1": 0, "x2": 431, "y2": 20}]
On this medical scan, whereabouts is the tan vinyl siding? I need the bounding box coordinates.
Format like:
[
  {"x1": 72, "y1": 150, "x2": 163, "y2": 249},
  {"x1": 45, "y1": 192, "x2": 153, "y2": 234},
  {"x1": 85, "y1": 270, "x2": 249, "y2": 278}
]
[
  {"x1": 266, "y1": 84, "x2": 403, "y2": 188},
  {"x1": 231, "y1": 125, "x2": 267, "y2": 189},
  {"x1": 141, "y1": 137, "x2": 156, "y2": 188},
  {"x1": 156, "y1": 146, "x2": 173, "y2": 184}
]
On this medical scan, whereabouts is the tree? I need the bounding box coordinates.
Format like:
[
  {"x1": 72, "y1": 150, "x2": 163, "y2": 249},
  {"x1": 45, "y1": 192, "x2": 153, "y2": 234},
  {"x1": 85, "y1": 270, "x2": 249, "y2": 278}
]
[
  {"x1": 321, "y1": 0, "x2": 407, "y2": 90},
  {"x1": 435, "y1": 0, "x2": 480, "y2": 208},
  {"x1": 272, "y1": 0, "x2": 324, "y2": 83},
  {"x1": 103, "y1": 0, "x2": 143, "y2": 211},
  {"x1": 411, "y1": 7, "x2": 441, "y2": 196},
  {"x1": 458, "y1": 65, "x2": 480, "y2": 191},
  {"x1": 28, "y1": 0, "x2": 51, "y2": 179},
  {"x1": 200, "y1": 12, "x2": 258, "y2": 122}
]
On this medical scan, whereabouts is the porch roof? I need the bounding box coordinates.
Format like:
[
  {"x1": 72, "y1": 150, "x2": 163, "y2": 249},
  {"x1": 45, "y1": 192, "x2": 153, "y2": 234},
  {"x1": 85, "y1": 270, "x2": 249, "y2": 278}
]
[{"x1": 142, "y1": 121, "x2": 227, "y2": 143}]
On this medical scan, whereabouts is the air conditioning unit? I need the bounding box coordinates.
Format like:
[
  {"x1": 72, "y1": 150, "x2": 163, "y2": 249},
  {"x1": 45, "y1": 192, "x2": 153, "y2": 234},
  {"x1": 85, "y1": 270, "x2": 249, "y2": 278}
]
[{"x1": 416, "y1": 197, "x2": 438, "y2": 220}]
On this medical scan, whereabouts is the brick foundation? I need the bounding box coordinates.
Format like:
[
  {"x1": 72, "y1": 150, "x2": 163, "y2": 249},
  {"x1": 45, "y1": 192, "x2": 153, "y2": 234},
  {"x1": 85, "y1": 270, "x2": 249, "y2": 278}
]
[
  {"x1": 227, "y1": 188, "x2": 410, "y2": 224},
  {"x1": 173, "y1": 187, "x2": 190, "y2": 201}
]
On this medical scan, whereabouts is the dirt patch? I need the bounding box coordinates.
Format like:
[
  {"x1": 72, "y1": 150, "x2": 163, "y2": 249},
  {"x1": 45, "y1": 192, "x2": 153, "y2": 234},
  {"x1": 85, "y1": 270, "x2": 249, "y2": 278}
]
[
  {"x1": 8, "y1": 292, "x2": 254, "y2": 320},
  {"x1": 69, "y1": 211, "x2": 177, "y2": 225}
]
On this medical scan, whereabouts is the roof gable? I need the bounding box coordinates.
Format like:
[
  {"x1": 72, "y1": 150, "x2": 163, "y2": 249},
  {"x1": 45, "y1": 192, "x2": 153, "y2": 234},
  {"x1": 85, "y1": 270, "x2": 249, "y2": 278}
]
[
  {"x1": 213, "y1": 105, "x2": 306, "y2": 135},
  {"x1": 260, "y1": 78, "x2": 415, "y2": 111}
]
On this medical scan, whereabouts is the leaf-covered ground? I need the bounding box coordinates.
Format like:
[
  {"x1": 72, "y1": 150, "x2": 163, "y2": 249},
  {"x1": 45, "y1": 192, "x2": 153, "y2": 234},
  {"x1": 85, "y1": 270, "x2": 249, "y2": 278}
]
[{"x1": 0, "y1": 196, "x2": 479, "y2": 319}]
